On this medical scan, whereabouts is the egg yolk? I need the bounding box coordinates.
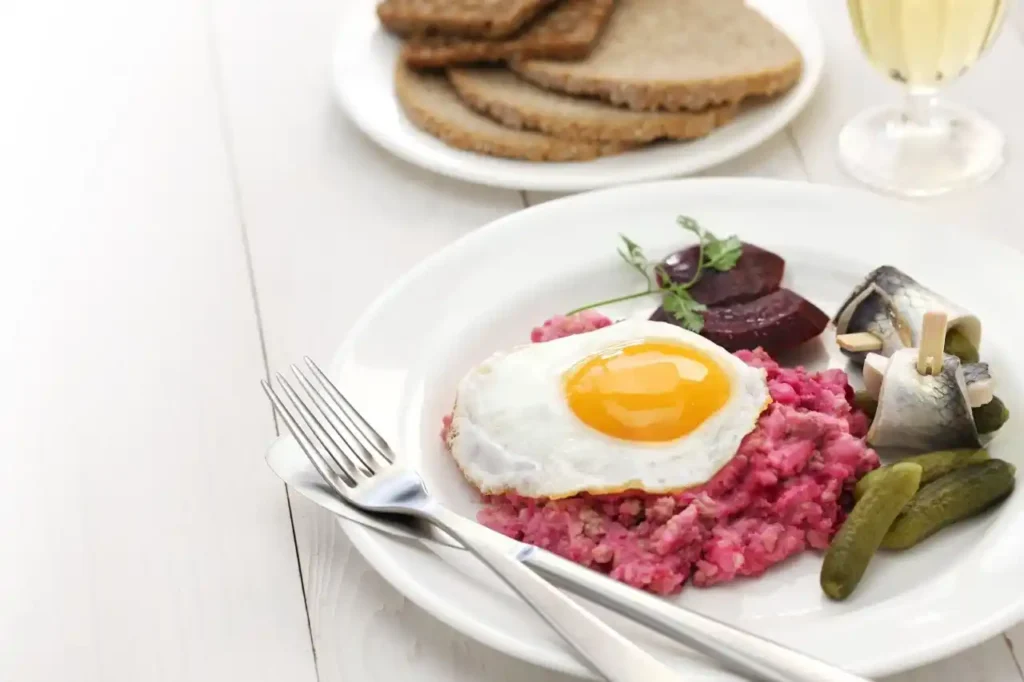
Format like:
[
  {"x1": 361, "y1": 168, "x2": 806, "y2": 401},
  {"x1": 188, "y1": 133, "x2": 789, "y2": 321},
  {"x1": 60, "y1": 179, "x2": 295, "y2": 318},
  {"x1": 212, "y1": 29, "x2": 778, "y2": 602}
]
[{"x1": 563, "y1": 341, "x2": 731, "y2": 442}]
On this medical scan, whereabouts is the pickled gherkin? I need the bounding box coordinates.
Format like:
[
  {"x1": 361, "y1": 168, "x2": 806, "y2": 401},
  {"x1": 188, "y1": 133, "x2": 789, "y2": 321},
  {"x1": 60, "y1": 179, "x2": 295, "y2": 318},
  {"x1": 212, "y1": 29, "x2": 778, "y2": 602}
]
[
  {"x1": 974, "y1": 396, "x2": 1010, "y2": 435},
  {"x1": 852, "y1": 391, "x2": 878, "y2": 418},
  {"x1": 881, "y1": 460, "x2": 1016, "y2": 551},
  {"x1": 821, "y1": 463, "x2": 922, "y2": 601},
  {"x1": 944, "y1": 328, "x2": 980, "y2": 364},
  {"x1": 854, "y1": 449, "x2": 989, "y2": 502}
]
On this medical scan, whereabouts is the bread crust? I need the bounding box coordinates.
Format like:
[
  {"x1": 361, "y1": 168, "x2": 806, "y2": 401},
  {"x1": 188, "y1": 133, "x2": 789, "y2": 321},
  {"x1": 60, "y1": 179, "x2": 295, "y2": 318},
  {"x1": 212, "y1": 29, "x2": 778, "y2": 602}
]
[
  {"x1": 377, "y1": 0, "x2": 558, "y2": 39},
  {"x1": 402, "y1": 0, "x2": 614, "y2": 69},
  {"x1": 511, "y1": 0, "x2": 804, "y2": 111},
  {"x1": 394, "y1": 64, "x2": 632, "y2": 161},
  {"x1": 449, "y1": 67, "x2": 739, "y2": 143}
]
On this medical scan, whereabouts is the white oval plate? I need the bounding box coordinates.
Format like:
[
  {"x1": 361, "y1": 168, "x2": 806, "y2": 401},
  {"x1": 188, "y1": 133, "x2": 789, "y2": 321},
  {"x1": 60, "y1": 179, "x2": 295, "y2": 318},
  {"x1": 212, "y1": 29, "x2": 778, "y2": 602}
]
[
  {"x1": 327, "y1": 179, "x2": 1024, "y2": 679},
  {"x1": 332, "y1": 0, "x2": 824, "y2": 192}
]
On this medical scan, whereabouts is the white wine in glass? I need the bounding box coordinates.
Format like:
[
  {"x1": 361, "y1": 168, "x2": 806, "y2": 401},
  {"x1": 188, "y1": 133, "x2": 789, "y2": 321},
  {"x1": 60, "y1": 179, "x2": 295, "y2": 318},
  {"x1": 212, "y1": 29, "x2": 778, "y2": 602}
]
[{"x1": 839, "y1": 0, "x2": 1009, "y2": 196}]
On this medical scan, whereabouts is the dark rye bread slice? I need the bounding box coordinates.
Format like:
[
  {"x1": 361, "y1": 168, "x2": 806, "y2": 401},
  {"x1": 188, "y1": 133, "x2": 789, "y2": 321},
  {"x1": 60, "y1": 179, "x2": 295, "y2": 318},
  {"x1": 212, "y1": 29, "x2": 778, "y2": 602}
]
[
  {"x1": 402, "y1": 0, "x2": 614, "y2": 69},
  {"x1": 377, "y1": 0, "x2": 557, "y2": 39},
  {"x1": 448, "y1": 67, "x2": 739, "y2": 143},
  {"x1": 512, "y1": 0, "x2": 803, "y2": 111},
  {"x1": 394, "y1": 64, "x2": 632, "y2": 162}
]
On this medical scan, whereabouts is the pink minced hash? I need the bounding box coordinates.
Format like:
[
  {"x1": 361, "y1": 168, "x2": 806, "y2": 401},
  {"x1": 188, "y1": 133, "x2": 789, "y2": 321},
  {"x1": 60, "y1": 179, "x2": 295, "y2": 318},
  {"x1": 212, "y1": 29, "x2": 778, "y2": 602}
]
[
  {"x1": 530, "y1": 309, "x2": 613, "y2": 343},
  {"x1": 446, "y1": 312, "x2": 879, "y2": 595}
]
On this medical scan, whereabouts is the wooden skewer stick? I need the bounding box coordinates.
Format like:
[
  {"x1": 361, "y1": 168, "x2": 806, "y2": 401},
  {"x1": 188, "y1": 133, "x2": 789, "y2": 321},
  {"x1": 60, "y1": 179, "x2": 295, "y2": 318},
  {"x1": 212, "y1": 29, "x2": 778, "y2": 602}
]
[
  {"x1": 917, "y1": 310, "x2": 948, "y2": 376},
  {"x1": 836, "y1": 332, "x2": 884, "y2": 353}
]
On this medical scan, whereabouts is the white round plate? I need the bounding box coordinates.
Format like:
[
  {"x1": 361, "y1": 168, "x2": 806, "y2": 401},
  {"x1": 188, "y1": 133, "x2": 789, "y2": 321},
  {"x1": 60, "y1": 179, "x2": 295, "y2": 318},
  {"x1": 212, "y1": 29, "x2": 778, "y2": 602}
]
[
  {"x1": 332, "y1": 0, "x2": 824, "y2": 192},
  {"x1": 328, "y1": 179, "x2": 1024, "y2": 679}
]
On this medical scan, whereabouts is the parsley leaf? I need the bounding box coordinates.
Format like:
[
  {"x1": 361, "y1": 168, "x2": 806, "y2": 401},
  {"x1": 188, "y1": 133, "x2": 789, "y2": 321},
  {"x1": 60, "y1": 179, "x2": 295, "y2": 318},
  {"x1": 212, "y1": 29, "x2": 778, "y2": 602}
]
[
  {"x1": 678, "y1": 217, "x2": 743, "y2": 273},
  {"x1": 675, "y1": 215, "x2": 702, "y2": 238},
  {"x1": 617, "y1": 235, "x2": 653, "y2": 289},
  {"x1": 619, "y1": 234, "x2": 645, "y2": 262},
  {"x1": 704, "y1": 234, "x2": 743, "y2": 271},
  {"x1": 564, "y1": 216, "x2": 743, "y2": 326},
  {"x1": 662, "y1": 284, "x2": 707, "y2": 333}
]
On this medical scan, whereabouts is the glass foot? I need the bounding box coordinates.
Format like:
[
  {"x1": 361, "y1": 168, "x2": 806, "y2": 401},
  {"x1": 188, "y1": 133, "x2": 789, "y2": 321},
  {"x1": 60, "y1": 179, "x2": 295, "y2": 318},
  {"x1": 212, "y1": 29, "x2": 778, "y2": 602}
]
[{"x1": 838, "y1": 99, "x2": 1005, "y2": 198}]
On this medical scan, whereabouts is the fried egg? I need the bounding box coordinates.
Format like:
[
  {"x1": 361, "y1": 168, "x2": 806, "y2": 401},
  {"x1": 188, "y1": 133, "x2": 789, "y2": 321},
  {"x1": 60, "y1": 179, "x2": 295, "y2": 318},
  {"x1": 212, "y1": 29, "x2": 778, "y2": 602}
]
[{"x1": 446, "y1": 319, "x2": 771, "y2": 498}]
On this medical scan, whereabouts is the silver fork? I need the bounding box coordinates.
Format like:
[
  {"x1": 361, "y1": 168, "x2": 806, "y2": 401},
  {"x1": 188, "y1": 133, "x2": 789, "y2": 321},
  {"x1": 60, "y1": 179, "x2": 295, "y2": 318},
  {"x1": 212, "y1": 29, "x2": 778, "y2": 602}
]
[{"x1": 262, "y1": 357, "x2": 686, "y2": 682}]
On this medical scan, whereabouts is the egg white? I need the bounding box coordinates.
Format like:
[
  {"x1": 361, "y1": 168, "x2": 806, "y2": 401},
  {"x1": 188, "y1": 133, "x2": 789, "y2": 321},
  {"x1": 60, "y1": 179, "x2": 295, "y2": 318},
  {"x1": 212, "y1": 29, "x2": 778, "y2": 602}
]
[{"x1": 446, "y1": 319, "x2": 771, "y2": 499}]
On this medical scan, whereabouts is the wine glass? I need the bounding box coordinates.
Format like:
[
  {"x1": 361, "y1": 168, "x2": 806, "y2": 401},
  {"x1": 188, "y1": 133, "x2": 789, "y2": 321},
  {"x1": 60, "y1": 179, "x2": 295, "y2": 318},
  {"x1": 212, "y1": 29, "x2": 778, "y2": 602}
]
[{"x1": 838, "y1": 0, "x2": 1011, "y2": 197}]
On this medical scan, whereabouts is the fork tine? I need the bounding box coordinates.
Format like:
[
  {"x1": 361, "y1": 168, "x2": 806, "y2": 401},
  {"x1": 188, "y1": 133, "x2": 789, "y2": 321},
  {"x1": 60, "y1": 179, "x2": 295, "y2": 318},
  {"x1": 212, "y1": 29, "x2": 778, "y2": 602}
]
[
  {"x1": 274, "y1": 373, "x2": 365, "y2": 483},
  {"x1": 260, "y1": 379, "x2": 355, "y2": 493},
  {"x1": 290, "y1": 364, "x2": 375, "y2": 475},
  {"x1": 304, "y1": 356, "x2": 395, "y2": 463}
]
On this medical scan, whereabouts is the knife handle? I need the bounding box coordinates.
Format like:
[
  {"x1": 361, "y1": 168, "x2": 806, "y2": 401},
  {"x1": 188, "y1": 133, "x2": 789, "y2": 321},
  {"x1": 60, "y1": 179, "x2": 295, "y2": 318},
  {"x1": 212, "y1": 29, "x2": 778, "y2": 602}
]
[{"x1": 523, "y1": 548, "x2": 870, "y2": 682}]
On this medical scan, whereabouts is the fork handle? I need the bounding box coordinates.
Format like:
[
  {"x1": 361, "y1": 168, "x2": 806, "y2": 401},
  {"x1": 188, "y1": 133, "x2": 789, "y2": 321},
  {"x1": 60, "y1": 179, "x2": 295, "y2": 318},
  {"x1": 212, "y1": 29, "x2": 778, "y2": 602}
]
[{"x1": 425, "y1": 505, "x2": 685, "y2": 682}]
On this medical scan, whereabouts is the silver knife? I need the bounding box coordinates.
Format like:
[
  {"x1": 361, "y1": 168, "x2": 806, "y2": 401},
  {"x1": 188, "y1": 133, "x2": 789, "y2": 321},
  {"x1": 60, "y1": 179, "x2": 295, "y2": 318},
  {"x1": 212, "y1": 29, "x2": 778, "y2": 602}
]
[{"x1": 267, "y1": 437, "x2": 871, "y2": 682}]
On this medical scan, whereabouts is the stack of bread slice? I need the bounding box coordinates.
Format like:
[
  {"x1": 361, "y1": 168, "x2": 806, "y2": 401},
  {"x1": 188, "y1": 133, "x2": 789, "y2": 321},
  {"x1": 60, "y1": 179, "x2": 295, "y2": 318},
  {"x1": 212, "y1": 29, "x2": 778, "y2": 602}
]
[{"x1": 379, "y1": 0, "x2": 803, "y2": 162}]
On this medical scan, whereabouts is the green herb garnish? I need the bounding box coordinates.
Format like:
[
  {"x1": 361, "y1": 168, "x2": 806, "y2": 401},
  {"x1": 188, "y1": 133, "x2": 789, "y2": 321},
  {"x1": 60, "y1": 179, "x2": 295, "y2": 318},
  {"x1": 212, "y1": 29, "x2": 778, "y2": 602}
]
[{"x1": 565, "y1": 216, "x2": 742, "y2": 333}]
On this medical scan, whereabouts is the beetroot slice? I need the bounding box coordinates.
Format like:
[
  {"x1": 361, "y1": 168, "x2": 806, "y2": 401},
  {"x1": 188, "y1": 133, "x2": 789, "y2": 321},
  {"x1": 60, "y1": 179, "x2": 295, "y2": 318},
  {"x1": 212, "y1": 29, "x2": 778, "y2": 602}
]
[
  {"x1": 656, "y1": 242, "x2": 785, "y2": 307},
  {"x1": 651, "y1": 288, "x2": 829, "y2": 353}
]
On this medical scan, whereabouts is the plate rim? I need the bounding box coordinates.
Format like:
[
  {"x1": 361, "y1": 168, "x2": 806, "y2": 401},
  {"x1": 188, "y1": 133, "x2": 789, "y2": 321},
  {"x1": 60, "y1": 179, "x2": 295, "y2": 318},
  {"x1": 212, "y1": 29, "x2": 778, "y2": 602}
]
[
  {"x1": 331, "y1": 0, "x2": 826, "y2": 192},
  {"x1": 329, "y1": 178, "x2": 1024, "y2": 678}
]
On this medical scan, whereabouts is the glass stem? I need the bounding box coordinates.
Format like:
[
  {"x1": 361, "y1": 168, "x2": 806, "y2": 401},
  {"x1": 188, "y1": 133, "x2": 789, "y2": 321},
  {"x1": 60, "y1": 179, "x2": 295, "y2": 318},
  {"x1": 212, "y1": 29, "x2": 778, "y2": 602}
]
[{"x1": 902, "y1": 88, "x2": 939, "y2": 129}]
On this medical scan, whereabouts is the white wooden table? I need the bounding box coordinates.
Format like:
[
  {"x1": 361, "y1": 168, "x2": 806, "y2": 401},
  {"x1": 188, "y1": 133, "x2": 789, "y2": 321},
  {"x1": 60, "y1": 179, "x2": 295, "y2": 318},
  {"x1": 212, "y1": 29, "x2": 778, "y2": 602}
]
[{"x1": 5, "y1": 1, "x2": 1024, "y2": 680}]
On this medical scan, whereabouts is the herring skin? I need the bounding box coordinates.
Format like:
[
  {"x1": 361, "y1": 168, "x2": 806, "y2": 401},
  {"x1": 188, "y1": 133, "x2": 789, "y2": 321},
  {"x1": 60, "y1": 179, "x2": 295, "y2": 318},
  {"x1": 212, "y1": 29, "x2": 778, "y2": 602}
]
[
  {"x1": 834, "y1": 266, "x2": 981, "y2": 366},
  {"x1": 867, "y1": 350, "x2": 981, "y2": 452}
]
